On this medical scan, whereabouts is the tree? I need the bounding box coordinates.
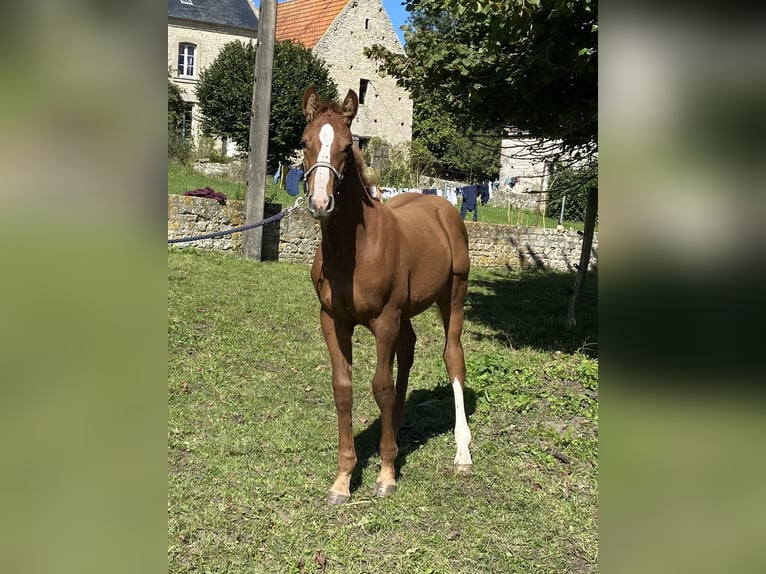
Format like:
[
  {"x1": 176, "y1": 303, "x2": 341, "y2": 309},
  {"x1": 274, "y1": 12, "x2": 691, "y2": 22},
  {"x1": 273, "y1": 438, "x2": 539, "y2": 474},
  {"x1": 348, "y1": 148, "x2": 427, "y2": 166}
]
[
  {"x1": 366, "y1": 0, "x2": 597, "y2": 327},
  {"x1": 195, "y1": 40, "x2": 337, "y2": 170},
  {"x1": 195, "y1": 41, "x2": 254, "y2": 152},
  {"x1": 168, "y1": 79, "x2": 193, "y2": 163},
  {"x1": 269, "y1": 40, "x2": 338, "y2": 171},
  {"x1": 366, "y1": 0, "x2": 597, "y2": 151},
  {"x1": 366, "y1": 139, "x2": 436, "y2": 188},
  {"x1": 413, "y1": 95, "x2": 500, "y2": 182},
  {"x1": 546, "y1": 163, "x2": 598, "y2": 223}
]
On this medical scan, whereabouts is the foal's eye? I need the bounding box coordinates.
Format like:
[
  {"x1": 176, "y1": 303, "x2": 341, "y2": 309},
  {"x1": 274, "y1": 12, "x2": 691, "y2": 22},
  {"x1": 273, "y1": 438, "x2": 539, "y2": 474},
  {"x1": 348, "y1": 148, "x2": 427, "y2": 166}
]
[{"x1": 299, "y1": 140, "x2": 308, "y2": 149}]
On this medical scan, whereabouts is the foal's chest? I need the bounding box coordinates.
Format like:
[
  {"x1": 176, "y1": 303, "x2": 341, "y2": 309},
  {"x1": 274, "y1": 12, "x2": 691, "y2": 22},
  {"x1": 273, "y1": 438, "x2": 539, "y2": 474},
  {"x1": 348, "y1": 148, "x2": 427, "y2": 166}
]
[{"x1": 314, "y1": 266, "x2": 386, "y2": 323}]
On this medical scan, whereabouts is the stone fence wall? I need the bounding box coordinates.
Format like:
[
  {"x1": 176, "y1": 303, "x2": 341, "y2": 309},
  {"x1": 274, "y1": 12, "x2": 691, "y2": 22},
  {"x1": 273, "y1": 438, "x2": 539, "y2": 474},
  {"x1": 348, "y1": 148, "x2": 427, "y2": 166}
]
[
  {"x1": 168, "y1": 195, "x2": 598, "y2": 271},
  {"x1": 167, "y1": 195, "x2": 281, "y2": 259}
]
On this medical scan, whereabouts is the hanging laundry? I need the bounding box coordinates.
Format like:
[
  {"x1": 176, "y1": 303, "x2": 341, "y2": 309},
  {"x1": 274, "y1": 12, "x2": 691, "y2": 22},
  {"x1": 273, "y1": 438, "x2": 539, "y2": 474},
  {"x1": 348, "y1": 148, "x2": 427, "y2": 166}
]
[
  {"x1": 445, "y1": 186, "x2": 458, "y2": 206},
  {"x1": 479, "y1": 182, "x2": 490, "y2": 205},
  {"x1": 459, "y1": 185, "x2": 479, "y2": 221},
  {"x1": 285, "y1": 167, "x2": 304, "y2": 196}
]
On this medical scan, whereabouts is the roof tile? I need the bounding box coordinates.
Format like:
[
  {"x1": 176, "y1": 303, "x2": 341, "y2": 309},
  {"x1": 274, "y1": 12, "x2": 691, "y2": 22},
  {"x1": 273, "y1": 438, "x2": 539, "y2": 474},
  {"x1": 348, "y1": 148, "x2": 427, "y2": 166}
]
[
  {"x1": 276, "y1": 0, "x2": 348, "y2": 49},
  {"x1": 168, "y1": 0, "x2": 258, "y2": 31}
]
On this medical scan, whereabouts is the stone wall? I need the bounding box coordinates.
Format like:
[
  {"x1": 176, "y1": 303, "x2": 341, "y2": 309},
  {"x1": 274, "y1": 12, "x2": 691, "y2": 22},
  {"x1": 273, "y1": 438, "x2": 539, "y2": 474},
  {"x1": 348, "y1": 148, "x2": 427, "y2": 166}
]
[
  {"x1": 167, "y1": 195, "x2": 281, "y2": 259},
  {"x1": 465, "y1": 223, "x2": 597, "y2": 271},
  {"x1": 490, "y1": 187, "x2": 547, "y2": 213},
  {"x1": 192, "y1": 159, "x2": 246, "y2": 180},
  {"x1": 314, "y1": 0, "x2": 413, "y2": 147},
  {"x1": 168, "y1": 194, "x2": 598, "y2": 271},
  {"x1": 277, "y1": 208, "x2": 322, "y2": 263}
]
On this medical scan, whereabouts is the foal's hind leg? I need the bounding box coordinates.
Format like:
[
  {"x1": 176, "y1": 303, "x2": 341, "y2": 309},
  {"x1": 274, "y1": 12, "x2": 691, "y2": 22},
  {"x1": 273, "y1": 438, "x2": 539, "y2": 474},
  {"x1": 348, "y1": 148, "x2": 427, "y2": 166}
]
[
  {"x1": 437, "y1": 276, "x2": 473, "y2": 475},
  {"x1": 393, "y1": 319, "x2": 416, "y2": 435}
]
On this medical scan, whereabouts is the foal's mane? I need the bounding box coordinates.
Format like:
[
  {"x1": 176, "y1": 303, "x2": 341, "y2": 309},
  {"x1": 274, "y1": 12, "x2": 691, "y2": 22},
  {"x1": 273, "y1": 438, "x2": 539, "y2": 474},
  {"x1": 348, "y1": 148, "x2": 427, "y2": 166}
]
[
  {"x1": 312, "y1": 101, "x2": 346, "y2": 119},
  {"x1": 314, "y1": 100, "x2": 354, "y2": 124}
]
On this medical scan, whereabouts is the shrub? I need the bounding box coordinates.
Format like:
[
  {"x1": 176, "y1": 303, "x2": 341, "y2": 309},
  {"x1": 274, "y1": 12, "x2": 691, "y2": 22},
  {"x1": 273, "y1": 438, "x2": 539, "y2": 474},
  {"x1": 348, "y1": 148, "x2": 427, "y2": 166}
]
[
  {"x1": 546, "y1": 164, "x2": 597, "y2": 224},
  {"x1": 168, "y1": 80, "x2": 194, "y2": 164}
]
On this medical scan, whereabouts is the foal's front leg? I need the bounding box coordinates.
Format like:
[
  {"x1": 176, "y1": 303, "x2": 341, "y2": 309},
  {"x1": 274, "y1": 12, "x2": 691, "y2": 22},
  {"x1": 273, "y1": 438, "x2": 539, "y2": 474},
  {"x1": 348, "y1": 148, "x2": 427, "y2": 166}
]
[
  {"x1": 369, "y1": 314, "x2": 400, "y2": 497},
  {"x1": 320, "y1": 311, "x2": 356, "y2": 505}
]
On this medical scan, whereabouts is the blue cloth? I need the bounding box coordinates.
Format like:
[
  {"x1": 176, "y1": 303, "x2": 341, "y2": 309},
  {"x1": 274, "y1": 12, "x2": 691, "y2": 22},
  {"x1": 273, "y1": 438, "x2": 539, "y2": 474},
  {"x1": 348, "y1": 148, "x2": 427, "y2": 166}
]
[
  {"x1": 459, "y1": 185, "x2": 478, "y2": 221},
  {"x1": 285, "y1": 168, "x2": 303, "y2": 197},
  {"x1": 273, "y1": 162, "x2": 282, "y2": 184},
  {"x1": 479, "y1": 183, "x2": 490, "y2": 205},
  {"x1": 460, "y1": 185, "x2": 478, "y2": 211},
  {"x1": 422, "y1": 188, "x2": 437, "y2": 195}
]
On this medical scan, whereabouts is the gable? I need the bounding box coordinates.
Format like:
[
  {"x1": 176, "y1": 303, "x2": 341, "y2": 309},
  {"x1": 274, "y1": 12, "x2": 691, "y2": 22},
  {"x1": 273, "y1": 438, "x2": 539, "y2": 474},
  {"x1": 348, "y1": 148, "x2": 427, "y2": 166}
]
[
  {"x1": 275, "y1": 0, "x2": 348, "y2": 49},
  {"x1": 168, "y1": 0, "x2": 258, "y2": 31}
]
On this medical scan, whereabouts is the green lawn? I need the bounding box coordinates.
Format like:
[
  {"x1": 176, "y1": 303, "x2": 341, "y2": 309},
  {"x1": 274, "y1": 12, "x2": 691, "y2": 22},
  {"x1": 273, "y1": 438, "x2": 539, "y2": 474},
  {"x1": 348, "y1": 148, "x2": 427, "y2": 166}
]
[
  {"x1": 168, "y1": 250, "x2": 598, "y2": 573},
  {"x1": 168, "y1": 162, "x2": 588, "y2": 230},
  {"x1": 168, "y1": 161, "x2": 297, "y2": 206},
  {"x1": 461, "y1": 201, "x2": 588, "y2": 230}
]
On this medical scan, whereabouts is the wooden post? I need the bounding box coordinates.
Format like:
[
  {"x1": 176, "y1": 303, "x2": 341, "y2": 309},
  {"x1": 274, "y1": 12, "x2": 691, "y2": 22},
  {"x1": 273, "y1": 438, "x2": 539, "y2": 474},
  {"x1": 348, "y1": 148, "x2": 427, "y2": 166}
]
[
  {"x1": 566, "y1": 186, "x2": 598, "y2": 329},
  {"x1": 242, "y1": 0, "x2": 277, "y2": 261}
]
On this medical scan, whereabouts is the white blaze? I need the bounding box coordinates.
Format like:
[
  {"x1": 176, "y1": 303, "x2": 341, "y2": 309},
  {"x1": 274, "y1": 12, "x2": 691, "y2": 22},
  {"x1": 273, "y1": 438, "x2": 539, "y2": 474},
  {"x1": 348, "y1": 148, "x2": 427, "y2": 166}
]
[
  {"x1": 452, "y1": 378, "x2": 473, "y2": 466},
  {"x1": 312, "y1": 124, "x2": 335, "y2": 208}
]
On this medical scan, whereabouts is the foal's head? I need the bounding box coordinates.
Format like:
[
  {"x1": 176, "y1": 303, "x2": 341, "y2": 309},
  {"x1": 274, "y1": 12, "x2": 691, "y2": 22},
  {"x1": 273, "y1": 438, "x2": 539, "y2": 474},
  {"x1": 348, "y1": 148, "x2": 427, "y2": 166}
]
[{"x1": 300, "y1": 86, "x2": 359, "y2": 219}]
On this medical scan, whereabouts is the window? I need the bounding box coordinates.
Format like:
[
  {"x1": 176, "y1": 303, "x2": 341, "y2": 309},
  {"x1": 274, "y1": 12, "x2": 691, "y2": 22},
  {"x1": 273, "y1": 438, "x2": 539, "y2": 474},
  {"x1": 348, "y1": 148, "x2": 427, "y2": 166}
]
[
  {"x1": 359, "y1": 79, "x2": 369, "y2": 104},
  {"x1": 365, "y1": 18, "x2": 370, "y2": 30},
  {"x1": 178, "y1": 43, "x2": 196, "y2": 78},
  {"x1": 181, "y1": 103, "x2": 193, "y2": 140}
]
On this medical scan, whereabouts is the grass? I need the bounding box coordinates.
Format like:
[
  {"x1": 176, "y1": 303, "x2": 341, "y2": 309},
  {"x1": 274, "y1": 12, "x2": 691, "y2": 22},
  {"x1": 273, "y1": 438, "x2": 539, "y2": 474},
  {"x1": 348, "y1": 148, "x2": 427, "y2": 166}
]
[
  {"x1": 168, "y1": 162, "x2": 588, "y2": 230},
  {"x1": 461, "y1": 200, "x2": 588, "y2": 231},
  {"x1": 168, "y1": 161, "x2": 297, "y2": 206},
  {"x1": 168, "y1": 250, "x2": 598, "y2": 573}
]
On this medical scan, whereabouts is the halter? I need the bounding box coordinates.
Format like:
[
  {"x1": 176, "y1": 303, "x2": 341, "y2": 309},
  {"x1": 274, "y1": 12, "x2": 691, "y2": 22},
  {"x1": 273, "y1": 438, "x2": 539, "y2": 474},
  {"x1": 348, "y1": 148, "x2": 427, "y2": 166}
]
[
  {"x1": 302, "y1": 148, "x2": 350, "y2": 197},
  {"x1": 303, "y1": 161, "x2": 343, "y2": 185}
]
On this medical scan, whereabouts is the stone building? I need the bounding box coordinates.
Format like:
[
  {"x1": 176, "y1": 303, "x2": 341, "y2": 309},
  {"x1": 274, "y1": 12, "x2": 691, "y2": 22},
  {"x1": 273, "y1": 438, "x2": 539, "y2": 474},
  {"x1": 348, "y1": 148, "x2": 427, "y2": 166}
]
[
  {"x1": 495, "y1": 129, "x2": 596, "y2": 218},
  {"x1": 276, "y1": 0, "x2": 413, "y2": 148},
  {"x1": 494, "y1": 130, "x2": 558, "y2": 211},
  {"x1": 167, "y1": 0, "x2": 259, "y2": 148}
]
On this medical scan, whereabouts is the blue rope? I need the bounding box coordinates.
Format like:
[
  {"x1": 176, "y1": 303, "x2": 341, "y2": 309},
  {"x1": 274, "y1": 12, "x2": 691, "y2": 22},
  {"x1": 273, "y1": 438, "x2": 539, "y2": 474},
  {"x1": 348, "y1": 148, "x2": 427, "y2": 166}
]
[{"x1": 168, "y1": 210, "x2": 287, "y2": 244}]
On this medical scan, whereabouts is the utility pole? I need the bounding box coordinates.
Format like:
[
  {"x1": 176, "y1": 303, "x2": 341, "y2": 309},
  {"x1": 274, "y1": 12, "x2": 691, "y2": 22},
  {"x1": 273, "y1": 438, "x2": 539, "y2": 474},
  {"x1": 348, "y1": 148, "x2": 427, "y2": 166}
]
[{"x1": 243, "y1": 0, "x2": 277, "y2": 261}]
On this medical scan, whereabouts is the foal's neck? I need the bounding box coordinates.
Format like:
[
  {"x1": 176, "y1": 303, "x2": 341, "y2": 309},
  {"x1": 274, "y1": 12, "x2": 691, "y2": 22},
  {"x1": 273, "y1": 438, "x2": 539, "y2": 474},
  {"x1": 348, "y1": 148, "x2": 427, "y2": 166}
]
[
  {"x1": 321, "y1": 158, "x2": 379, "y2": 259},
  {"x1": 332, "y1": 151, "x2": 377, "y2": 220}
]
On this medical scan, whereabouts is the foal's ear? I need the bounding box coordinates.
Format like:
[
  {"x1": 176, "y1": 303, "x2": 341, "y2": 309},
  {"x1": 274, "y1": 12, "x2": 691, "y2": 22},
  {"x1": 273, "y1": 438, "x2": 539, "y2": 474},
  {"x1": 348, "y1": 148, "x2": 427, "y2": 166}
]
[
  {"x1": 302, "y1": 86, "x2": 320, "y2": 123},
  {"x1": 341, "y1": 90, "x2": 358, "y2": 126}
]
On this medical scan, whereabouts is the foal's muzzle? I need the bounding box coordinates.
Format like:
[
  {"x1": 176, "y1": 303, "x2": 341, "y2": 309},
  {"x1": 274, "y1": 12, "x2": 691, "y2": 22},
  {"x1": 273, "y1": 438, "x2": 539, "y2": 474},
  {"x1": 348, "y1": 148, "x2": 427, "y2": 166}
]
[
  {"x1": 308, "y1": 193, "x2": 334, "y2": 219},
  {"x1": 304, "y1": 161, "x2": 343, "y2": 220}
]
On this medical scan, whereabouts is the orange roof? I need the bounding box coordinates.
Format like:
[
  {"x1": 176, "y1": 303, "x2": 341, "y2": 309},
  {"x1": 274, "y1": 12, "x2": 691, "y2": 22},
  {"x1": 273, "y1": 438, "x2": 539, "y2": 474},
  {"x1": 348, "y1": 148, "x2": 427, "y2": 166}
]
[{"x1": 276, "y1": 0, "x2": 348, "y2": 49}]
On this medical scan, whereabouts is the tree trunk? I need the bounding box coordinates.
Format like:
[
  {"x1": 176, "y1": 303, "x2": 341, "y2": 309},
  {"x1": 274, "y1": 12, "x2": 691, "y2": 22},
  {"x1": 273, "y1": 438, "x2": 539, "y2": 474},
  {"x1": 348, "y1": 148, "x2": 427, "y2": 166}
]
[{"x1": 566, "y1": 186, "x2": 598, "y2": 329}]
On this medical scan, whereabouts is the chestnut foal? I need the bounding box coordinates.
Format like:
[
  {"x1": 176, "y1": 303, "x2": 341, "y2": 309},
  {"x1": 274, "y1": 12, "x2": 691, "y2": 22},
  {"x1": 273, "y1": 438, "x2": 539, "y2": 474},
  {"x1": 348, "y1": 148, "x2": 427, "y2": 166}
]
[{"x1": 300, "y1": 86, "x2": 473, "y2": 504}]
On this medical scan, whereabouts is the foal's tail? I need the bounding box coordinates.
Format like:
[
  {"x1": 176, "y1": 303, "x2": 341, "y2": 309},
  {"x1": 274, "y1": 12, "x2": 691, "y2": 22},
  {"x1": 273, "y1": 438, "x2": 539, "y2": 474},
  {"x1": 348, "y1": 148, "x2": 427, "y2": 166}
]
[{"x1": 443, "y1": 206, "x2": 471, "y2": 279}]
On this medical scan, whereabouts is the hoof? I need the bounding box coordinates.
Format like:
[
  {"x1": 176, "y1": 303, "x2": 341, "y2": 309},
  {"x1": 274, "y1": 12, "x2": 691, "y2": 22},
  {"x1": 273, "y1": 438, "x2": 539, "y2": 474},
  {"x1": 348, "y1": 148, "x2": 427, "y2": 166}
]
[
  {"x1": 373, "y1": 482, "x2": 397, "y2": 498},
  {"x1": 327, "y1": 491, "x2": 350, "y2": 505},
  {"x1": 455, "y1": 464, "x2": 473, "y2": 476}
]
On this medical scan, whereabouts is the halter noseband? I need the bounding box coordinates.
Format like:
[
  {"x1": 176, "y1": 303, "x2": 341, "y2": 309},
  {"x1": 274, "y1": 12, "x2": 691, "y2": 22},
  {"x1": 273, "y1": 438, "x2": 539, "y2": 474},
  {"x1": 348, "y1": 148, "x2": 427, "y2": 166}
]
[
  {"x1": 302, "y1": 149, "x2": 350, "y2": 197},
  {"x1": 303, "y1": 161, "x2": 343, "y2": 181}
]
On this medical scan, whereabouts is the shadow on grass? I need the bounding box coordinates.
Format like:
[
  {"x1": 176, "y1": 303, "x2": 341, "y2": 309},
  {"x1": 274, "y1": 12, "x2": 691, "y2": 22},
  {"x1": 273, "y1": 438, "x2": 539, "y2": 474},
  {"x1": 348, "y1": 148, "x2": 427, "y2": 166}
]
[
  {"x1": 466, "y1": 269, "x2": 598, "y2": 356},
  {"x1": 349, "y1": 384, "x2": 478, "y2": 493}
]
